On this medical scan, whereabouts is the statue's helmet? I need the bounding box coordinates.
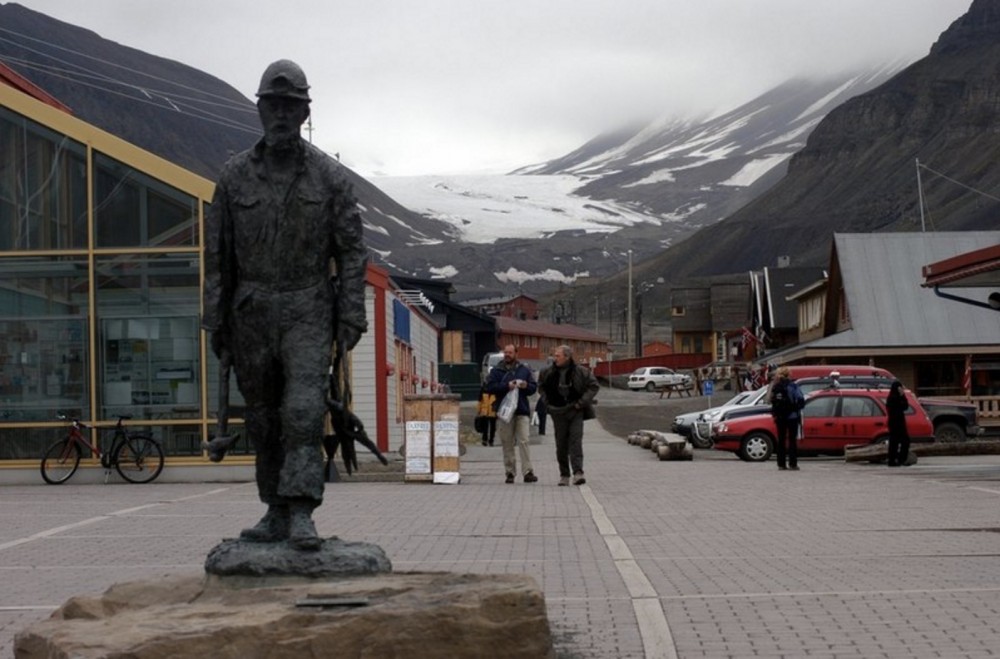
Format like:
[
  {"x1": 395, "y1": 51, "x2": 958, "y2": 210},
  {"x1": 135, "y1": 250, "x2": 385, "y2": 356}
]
[{"x1": 256, "y1": 60, "x2": 311, "y2": 101}]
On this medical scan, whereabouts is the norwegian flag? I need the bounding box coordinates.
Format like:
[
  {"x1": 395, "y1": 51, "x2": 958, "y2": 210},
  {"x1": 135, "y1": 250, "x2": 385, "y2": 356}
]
[{"x1": 739, "y1": 327, "x2": 758, "y2": 349}]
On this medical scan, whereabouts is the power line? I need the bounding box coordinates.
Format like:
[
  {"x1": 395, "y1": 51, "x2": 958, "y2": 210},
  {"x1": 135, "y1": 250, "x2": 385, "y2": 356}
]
[
  {"x1": 2, "y1": 58, "x2": 260, "y2": 136},
  {"x1": 0, "y1": 26, "x2": 253, "y2": 109},
  {"x1": 0, "y1": 26, "x2": 261, "y2": 135},
  {"x1": 917, "y1": 161, "x2": 1000, "y2": 203},
  {"x1": 0, "y1": 25, "x2": 352, "y2": 163},
  {"x1": 1, "y1": 52, "x2": 255, "y2": 115}
]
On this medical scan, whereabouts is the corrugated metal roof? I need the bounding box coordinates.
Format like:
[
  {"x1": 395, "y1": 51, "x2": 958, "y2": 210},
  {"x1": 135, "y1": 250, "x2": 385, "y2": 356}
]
[
  {"x1": 495, "y1": 316, "x2": 607, "y2": 342},
  {"x1": 813, "y1": 232, "x2": 1000, "y2": 348}
]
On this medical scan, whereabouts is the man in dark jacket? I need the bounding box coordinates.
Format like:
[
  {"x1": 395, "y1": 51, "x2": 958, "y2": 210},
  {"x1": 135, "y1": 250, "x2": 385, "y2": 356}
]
[
  {"x1": 885, "y1": 380, "x2": 910, "y2": 467},
  {"x1": 769, "y1": 366, "x2": 805, "y2": 471},
  {"x1": 202, "y1": 60, "x2": 368, "y2": 550},
  {"x1": 485, "y1": 344, "x2": 538, "y2": 483},
  {"x1": 539, "y1": 345, "x2": 599, "y2": 486}
]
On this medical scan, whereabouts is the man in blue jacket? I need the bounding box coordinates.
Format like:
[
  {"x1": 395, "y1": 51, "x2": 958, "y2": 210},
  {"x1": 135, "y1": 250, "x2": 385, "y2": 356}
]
[{"x1": 485, "y1": 344, "x2": 538, "y2": 484}]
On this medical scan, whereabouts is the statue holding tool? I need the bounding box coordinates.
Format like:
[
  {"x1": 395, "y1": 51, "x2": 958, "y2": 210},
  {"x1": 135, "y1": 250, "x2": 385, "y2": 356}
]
[{"x1": 202, "y1": 60, "x2": 385, "y2": 553}]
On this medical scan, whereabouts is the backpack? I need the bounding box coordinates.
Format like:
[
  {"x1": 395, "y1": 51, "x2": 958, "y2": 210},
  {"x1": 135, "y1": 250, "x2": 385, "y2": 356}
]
[{"x1": 771, "y1": 381, "x2": 796, "y2": 417}]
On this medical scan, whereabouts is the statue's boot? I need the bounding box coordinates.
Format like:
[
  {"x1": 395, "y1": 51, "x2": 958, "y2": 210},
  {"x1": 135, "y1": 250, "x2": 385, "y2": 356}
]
[
  {"x1": 288, "y1": 503, "x2": 322, "y2": 551},
  {"x1": 239, "y1": 505, "x2": 290, "y2": 542}
]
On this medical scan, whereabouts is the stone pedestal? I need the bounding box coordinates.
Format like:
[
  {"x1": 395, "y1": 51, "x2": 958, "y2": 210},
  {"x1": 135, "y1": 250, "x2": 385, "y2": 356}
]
[
  {"x1": 204, "y1": 536, "x2": 392, "y2": 578},
  {"x1": 15, "y1": 571, "x2": 554, "y2": 658}
]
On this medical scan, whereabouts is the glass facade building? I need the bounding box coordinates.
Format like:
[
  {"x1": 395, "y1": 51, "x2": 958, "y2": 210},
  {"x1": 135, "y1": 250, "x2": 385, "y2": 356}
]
[{"x1": 0, "y1": 85, "x2": 226, "y2": 462}]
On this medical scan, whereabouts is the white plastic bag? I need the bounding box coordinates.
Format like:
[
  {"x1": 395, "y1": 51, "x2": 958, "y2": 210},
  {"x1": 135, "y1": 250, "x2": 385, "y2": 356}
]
[{"x1": 497, "y1": 390, "x2": 518, "y2": 423}]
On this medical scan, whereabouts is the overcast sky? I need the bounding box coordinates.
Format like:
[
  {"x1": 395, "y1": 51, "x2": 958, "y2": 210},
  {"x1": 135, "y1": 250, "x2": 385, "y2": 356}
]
[{"x1": 11, "y1": 0, "x2": 974, "y2": 176}]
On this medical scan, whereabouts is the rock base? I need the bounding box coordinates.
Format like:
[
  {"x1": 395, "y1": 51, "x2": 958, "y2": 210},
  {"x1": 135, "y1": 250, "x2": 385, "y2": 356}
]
[
  {"x1": 204, "y1": 535, "x2": 392, "y2": 578},
  {"x1": 15, "y1": 571, "x2": 554, "y2": 658}
]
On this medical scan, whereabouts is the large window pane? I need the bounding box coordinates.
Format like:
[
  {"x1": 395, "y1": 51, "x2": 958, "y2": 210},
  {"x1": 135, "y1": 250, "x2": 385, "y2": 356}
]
[
  {"x1": 95, "y1": 254, "x2": 201, "y2": 420},
  {"x1": 93, "y1": 153, "x2": 198, "y2": 248},
  {"x1": 0, "y1": 257, "x2": 89, "y2": 424},
  {"x1": 0, "y1": 107, "x2": 87, "y2": 250}
]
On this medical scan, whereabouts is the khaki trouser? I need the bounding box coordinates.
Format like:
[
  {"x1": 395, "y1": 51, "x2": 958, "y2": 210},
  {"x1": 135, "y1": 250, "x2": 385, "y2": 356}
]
[{"x1": 497, "y1": 415, "x2": 533, "y2": 476}]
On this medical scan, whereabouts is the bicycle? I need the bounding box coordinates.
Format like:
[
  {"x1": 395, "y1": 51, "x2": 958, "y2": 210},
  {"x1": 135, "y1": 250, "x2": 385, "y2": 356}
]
[{"x1": 40, "y1": 415, "x2": 165, "y2": 485}]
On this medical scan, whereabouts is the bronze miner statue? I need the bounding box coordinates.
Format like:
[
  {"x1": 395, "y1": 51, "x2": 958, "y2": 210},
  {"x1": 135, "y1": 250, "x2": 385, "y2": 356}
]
[{"x1": 202, "y1": 60, "x2": 379, "y2": 553}]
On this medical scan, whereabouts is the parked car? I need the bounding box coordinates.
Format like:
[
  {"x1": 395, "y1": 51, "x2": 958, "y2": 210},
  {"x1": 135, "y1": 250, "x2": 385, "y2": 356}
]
[
  {"x1": 627, "y1": 367, "x2": 691, "y2": 392},
  {"x1": 916, "y1": 397, "x2": 981, "y2": 442},
  {"x1": 698, "y1": 374, "x2": 897, "y2": 443},
  {"x1": 712, "y1": 387, "x2": 935, "y2": 462},
  {"x1": 672, "y1": 390, "x2": 756, "y2": 443},
  {"x1": 684, "y1": 368, "x2": 895, "y2": 447}
]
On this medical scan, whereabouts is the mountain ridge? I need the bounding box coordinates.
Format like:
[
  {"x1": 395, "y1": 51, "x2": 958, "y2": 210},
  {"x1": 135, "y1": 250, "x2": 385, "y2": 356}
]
[{"x1": 0, "y1": 2, "x2": 456, "y2": 256}]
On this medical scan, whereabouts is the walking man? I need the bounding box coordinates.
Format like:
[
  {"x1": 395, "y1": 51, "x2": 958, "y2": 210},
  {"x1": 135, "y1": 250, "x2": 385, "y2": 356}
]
[
  {"x1": 202, "y1": 60, "x2": 368, "y2": 550},
  {"x1": 485, "y1": 344, "x2": 538, "y2": 483},
  {"x1": 539, "y1": 345, "x2": 599, "y2": 486}
]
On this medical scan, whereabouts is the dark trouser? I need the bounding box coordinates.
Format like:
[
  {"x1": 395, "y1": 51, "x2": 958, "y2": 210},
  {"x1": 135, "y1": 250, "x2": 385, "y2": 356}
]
[
  {"x1": 774, "y1": 416, "x2": 799, "y2": 468},
  {"x1": 888, "y1": 431, "x2": 910, "y2": 465},
  {"x1": 552, "y1": 411, "x2": 584, "y2": 477},
  {"x1": 537, "y1": 410, "x2": 547, "y2": 435},
  {"x1": 230, "y1": 283, "x2": 330, "y2": 507},
  {"x1": 481, "y1": 417, "x2": 496, "y2": 444}
]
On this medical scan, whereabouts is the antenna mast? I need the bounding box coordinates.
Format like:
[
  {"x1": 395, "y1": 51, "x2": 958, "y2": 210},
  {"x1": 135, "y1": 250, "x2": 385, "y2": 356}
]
[{"x1": 916, "y1": 158, "x2": 926, "y2": 232}]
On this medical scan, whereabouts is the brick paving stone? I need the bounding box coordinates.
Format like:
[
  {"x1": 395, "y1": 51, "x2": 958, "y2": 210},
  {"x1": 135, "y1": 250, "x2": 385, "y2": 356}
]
[{"x1": 4, "y1": 424, "x2": 1000, "y2": 657}]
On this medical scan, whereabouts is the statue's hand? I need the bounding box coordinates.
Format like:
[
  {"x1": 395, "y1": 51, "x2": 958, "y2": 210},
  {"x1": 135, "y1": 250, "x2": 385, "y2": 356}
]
[
  {"x1": 337, "y1": 324, "x2": 363, "y2": 352},
  {"x1": 210, "y1": 329, "x2": 230, "y2": 360}
]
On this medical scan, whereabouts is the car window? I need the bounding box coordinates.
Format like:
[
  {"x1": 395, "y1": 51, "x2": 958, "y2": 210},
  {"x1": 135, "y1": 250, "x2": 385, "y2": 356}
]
[
  {"x1": 803, "y1": 395, "x2": 838, "y2": 418},
  {"x1": 840, "y1": 396, "x2": 881, "y2": 417},
  {"x1": 798, "y1": 381, "x2": 825, "y2": 395}
]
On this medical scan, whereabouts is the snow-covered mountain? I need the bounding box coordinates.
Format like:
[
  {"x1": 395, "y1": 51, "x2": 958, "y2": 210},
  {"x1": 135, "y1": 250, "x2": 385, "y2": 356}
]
[{"x1": 375, "y1": 66, "x2": 906, "y2": 296}]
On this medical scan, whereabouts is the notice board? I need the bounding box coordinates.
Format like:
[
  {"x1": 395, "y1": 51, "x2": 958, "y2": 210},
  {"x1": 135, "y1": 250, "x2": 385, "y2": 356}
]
[{"x1": 403, "y1": 394, "x2": 461, "y2": 484}]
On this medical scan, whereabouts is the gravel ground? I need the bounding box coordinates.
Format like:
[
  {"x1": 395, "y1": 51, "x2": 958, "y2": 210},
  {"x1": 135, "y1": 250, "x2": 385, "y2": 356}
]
[{"x1": 595, "y1": 397, "x2": 709, "y2": 438}]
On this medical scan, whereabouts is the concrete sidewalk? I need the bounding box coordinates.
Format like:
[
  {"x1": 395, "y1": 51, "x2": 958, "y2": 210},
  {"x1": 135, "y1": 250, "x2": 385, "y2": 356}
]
[{"x1": 3, "y1": 421, "x2": 1000, "y2": 657}]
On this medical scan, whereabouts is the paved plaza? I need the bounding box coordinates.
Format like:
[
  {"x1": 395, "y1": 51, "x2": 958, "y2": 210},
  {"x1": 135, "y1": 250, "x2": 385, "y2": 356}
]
[{"x1": 3, "y1": 418, "x2": 1000, "y2": 657}]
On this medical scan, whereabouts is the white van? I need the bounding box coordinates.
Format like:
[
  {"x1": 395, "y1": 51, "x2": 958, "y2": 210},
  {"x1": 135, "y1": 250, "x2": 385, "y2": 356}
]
[{"x1": 481, "y1": 352, "x2": 503, "y2": 382}]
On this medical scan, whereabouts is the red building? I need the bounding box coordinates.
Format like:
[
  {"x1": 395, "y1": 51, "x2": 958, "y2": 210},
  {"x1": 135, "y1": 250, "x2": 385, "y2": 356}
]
[{"x1": 493, "y1": 317, "x2": 608, "y2": 365}]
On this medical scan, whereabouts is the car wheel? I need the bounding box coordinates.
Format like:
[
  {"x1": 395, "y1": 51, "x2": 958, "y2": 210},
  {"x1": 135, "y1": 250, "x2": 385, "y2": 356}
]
[
  {"x1": 740, "y1": 432, "x2": 773, "y2": 462},
  {"x1": 645, "y1": 381, "x2": 656, "y2": 392},
  {"x1": 934, "y1": 421, "x2": 964, "y2": 443}
]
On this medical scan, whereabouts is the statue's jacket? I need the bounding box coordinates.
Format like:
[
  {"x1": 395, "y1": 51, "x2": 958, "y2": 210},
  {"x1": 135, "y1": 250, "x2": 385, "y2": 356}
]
[{"x1": 202, "y1": 138, "x2": 368, "y2": 339}]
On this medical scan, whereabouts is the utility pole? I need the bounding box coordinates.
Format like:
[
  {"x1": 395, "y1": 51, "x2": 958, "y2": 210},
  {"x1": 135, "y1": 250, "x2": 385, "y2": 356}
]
[
  {"x1": 627, "y1": 249, "x2": 633, "y2": 356},
  {"x1": 634, "y1": 291, "x2": 643, "y2": 357}
]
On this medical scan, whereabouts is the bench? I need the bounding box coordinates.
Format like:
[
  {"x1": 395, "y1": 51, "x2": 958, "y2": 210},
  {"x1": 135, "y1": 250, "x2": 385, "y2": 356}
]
[{"x1": 657, "y1": 382, "x2": 693, "y2": 399}]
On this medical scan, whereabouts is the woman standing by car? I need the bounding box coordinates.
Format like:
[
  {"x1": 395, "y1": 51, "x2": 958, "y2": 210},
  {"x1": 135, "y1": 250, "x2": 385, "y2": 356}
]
[{"x1": 886, "y1": 380, "x2": 910, "y2": 467}]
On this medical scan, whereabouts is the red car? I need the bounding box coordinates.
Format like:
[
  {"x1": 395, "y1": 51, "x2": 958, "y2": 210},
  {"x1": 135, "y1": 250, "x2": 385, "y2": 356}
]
[{"x1": 712, "y1": 387, "x2": 935, "y2": 462}]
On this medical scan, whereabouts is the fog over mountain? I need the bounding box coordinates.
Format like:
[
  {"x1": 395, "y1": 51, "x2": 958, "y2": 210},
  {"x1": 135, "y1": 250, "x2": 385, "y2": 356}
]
[
  {"x1": 3, "y1": 0, "x2": 996, "y2": 316},
  {"x1": 375, "y1": 66, "x2": 907, "y2": 295}
]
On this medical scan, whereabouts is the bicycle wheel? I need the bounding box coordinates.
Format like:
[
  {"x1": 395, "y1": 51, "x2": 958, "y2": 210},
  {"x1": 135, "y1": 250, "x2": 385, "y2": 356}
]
[
  {"x1": 114, "y1": 434, "x2": 164, "y2": 484},
  {"x1": 41, "y1": 438, "x2": 82, "y2": 484}
]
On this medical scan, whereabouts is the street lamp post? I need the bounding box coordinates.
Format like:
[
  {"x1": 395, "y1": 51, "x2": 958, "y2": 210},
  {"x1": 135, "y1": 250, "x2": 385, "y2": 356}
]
[{"x1": 627, "y1": 249, "x2": 633, "y2": 356}]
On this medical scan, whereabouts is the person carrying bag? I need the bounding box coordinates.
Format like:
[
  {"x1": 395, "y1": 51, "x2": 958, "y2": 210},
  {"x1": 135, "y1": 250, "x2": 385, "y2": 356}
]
[
  {"x1": 484, "y1": 345, "x2": 538, "y2": 484},
  {"x1": 475, "y1": 385, "x2": 497, "y2": 446}
]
